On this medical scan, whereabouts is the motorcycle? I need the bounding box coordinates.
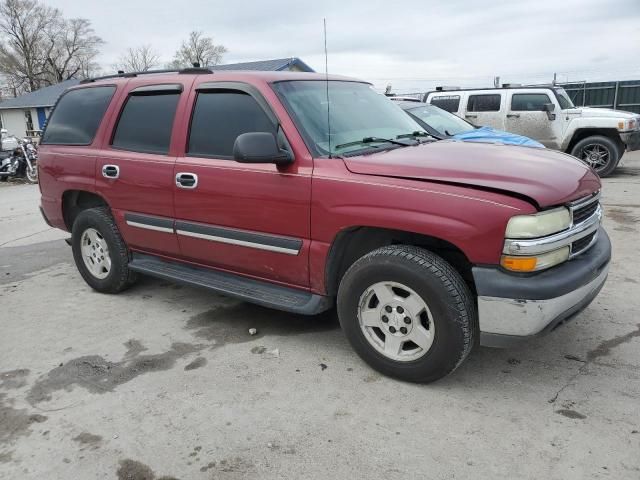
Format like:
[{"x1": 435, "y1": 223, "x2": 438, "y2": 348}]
[{"x1": 0, "y1": 137, "x2": 38, "y2": 184}]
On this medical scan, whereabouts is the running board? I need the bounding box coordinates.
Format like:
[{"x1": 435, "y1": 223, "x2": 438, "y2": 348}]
[{"x1": 128, "y1": 253, "x2": 332, "y2": 315}]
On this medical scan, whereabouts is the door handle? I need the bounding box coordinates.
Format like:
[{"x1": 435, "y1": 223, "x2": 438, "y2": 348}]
[
  {"x1": 102, "y1": 164, "x2": 120, "y2": 179},
  {"x1": 506, "y1": 113, "x2": 521, "y2": 118},
  {"x1": 465, "y1": 114, "x2": 477, "y2": 118},
  {"x1": 176, "y1": 172, "x2": 198, "y2": 189}
]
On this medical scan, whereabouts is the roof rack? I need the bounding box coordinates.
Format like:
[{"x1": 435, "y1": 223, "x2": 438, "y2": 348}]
[{"x1": 80, "y1": 65, "x2": 213, "y2": 84}]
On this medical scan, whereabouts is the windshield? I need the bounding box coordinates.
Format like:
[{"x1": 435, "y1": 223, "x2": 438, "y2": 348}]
[
  {"x1": 272, "y1": 81, "x2": 426, "y2": 155},
  {"x1": 554, "y1": 88, "x2": 575, "y2": 109},
  {"x1": 406, "y1": 104, "x2": 474, "y2": 136}
]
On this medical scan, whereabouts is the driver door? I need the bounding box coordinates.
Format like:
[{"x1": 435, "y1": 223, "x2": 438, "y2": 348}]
[
  {"x1": 505, "y1": 92, "x2": 562, "y2": 148},
  {"x1": 172, "y1": 82, "x2": 311, "y2": 287}
]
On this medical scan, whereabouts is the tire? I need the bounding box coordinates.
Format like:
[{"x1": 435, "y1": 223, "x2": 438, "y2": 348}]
[
  {"x1": 337, "y1": 245, "x2": 476, "y2": 383},
  {"x1": 570, "y1": 135, "x2": 621, "y2": 177},
  {"x1": 25, "y1": 165, "x2": 38, "y2": 184},
  {"x1": 71, "y1": 207, "x2": 137, "y2": 293}
]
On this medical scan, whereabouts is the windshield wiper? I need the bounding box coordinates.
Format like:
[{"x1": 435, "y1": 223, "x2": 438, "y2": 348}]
[
  {"x1": 397, "y1": 130, "x2": 442, "y2": 141},
  {"x1": 335, "y1": 136, "x2": 413, "y2": 150}
]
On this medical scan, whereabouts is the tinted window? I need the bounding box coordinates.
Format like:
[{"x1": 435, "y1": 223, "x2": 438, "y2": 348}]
[
  {"x1": 41, "y1": 87, "x2": 115, "y2": 145},
  {"x1": 511, "y1": 93, "x2": 552, "y2": 111},
  {"x1": 430, "y1": 95, "x2": 460, "y2": 113},
  {"x1": 188, "y1": 91, "x2": 275, "y2": 158},
  {"x1": 467, "y1": 94, "x2": 501, "y2": 112},
  {"x1": 112, "y1": 93, "x2": 180, "y2": 154}
]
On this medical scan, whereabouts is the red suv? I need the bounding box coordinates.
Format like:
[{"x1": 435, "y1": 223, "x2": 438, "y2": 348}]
[{"x1": 38, "y1": 69, "x2": 610, "y2": 382}]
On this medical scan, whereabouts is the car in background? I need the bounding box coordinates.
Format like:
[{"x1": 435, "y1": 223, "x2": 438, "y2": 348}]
[
  {"x1": 392, "y1": 100, "x2": 544, "y2": 148},
  {"x1": 425, "y1": 85, "x2": 640, "y2": 176}
]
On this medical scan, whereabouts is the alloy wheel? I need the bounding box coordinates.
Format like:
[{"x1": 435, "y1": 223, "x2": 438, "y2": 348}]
[
  {"x1": 80, "y1": 227, "x2": 111, "y2": 279},
  {"x1": 357, "y1": 281, "x2": 435, "y2": 362}
]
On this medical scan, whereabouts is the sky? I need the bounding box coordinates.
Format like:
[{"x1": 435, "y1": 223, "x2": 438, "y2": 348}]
[{"x1": 47, "y1": 0, "x2": 640, "y2": 93}]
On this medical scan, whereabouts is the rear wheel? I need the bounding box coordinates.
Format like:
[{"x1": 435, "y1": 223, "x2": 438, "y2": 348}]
[
  {"x1": 337, "y1": 245, "x2": 476, "y2": 383},
  {"x1": 570, "y1": 135, "x2": 620, "y2": 177},
  {"x1": 71, "y1": 207, "x2": 137, "y2": 293}
]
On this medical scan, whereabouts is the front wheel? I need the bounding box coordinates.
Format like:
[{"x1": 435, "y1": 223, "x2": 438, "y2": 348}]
[
  {"x1": 337, "y1": 245, "x2": 476, "y2": 383},
  {"x1": 570, "y1": 135, "x2": 621, "y2": 177},
  {"x1": 25, "y1": 164, "x2": 38, "y2": 183}
]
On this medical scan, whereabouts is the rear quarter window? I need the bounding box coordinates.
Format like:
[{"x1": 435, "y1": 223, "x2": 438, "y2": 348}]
[
  {"x1": 429, "y1": 95, "x2": 460, "y2": 113},
  {"x1": 467, "y1": 94, "x2": 501, "y2": 112},
  {"x1": 41, "y1": 86, "x2": 116, "y2": 145}
]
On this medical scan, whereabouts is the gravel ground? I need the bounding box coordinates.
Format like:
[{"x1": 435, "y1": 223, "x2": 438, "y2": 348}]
[{"x1": 1, "y1": 152, "x2": 639, "y2": 480}]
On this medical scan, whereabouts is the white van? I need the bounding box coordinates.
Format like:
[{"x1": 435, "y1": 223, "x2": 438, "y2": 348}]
[{"x1": 425, "y1": 86, "x2": 640, "y2": 176}]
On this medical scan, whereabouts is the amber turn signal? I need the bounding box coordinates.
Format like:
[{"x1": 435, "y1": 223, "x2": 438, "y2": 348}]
[{"x1": 501, "y1": 256, "x2": 537, "y2": 272}]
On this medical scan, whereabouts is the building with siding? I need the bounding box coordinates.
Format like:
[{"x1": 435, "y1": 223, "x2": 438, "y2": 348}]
[{"x1": 0, "y1": 57, "x2": 314, "y2": 138}]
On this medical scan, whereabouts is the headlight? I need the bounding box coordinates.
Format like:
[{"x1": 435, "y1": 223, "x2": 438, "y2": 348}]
[
  {"x1": 505, "y1": 207, "x2": 571, "y2": 239},
  {"x1": 618, "y1": 118, "x2": 638, "y2": 131},
  {"x1": 501, "y1": 246, "x2": 570, "y2": 272}
]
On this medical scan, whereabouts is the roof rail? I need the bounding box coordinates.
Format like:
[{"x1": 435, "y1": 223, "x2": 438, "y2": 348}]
[
  {"x1": 435, "y1": 86, "x2": 461, "y2": 91},
  {"x1": 80, "y1": 67, "x2": 213, "y2": 84}
]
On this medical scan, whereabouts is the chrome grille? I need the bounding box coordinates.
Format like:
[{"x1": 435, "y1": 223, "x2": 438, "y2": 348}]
[
  {"x1": 571, "y1": 231, "x2": 597, "y2": 256},
  {"x1": 572, "y1": 200, "x2": 599, "y2": 225}
]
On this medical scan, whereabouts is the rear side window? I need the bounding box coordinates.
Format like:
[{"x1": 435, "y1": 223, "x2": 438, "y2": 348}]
[
  {"x1": 511, "y1": 93, "x2": 552, "y2": 111},
  {"x1": 188, "y1": 91, "x2": 275, "y2": 158},
  {"x1": 112, "y1": 91, "x2": 180, "y2": 154},
  {"x1": 430, "y1": 95, "x2": 460, "y2": 113},
  {"x1": 41, "y1": 87, "x2": 115, "y2": 145},
  {"x1": 467, "y1": 94, "x2": 501, "y2": 112}
]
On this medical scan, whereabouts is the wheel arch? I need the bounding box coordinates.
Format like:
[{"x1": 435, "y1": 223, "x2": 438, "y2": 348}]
[
  {"x1": 324, "y1": 226, "x2": 475, "y2": 298},
  {"x1": 62, "y1": 190, "x2": 109, "y2": 230},
  {"x1": 565, "y1": 128, "x2": 624, "y2": 155}
]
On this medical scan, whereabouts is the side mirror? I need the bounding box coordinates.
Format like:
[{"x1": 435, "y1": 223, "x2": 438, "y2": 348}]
[
  {"x1": 543, "y1": 103, "x2": 556, "y2": 120},
  {"x1": 233, "y1": 132, "x2": 293, "y2": 165}
]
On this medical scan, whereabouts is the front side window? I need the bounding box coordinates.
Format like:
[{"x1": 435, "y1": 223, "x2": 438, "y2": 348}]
[
  {"x1": 273, "y1": 81, "x2": 424, "y2": 156},
  {"x1": 41, "y1": 86, "x2": 115, "y2": 145},
  {"x1": 112, "y1": 92, "x2": 180, "y2": 154},
  {"x1": 188, "y1": 91, "x2": 275, "y2": 158},
  {"x1": 554, "y1": 88, "x2": 575, "y2": 109},
  {"x1": 511, "y1": 93, "x2": 552, "y2": 111},
  {"x1": 467, "y1": 94, "x2": 501, "y2": 112},
  {"x1": 429, "y1": 95, "x2": 461, "y2": 113},
  {"x1": 407, "y1": 105, "x2": 474, "y2": 136}
]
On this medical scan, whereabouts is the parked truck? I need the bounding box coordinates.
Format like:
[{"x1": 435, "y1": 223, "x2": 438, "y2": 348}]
[
  {"x1": 425, "y1": 85, "x2": 640, "y2": 176},
  {"x1": 38, "y1": 70, "x2": 610, "y2": 382}
]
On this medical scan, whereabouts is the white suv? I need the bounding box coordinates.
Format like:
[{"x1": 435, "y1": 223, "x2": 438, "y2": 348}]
[{"x1": 425, "y1": 86, "x2": 640, "y2": 176}]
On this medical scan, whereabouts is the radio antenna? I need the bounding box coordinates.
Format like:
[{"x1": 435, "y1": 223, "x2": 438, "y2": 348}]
[{"x1": 323, "y1": 18, "x2": 332, "y2": 158}]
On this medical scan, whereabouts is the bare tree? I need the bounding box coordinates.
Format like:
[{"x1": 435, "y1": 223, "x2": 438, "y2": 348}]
[
  {"x1": 115, "y1": 45, "x2": 159, "y2": 72},
  {"x1": 0, "y1": 0, "x2": 103, "y2": 95},
  {"x1": 45, "y1": 17, "x2": 103, "y2": 83},
  {"x1": 0, "y1": 0, "x2": 60, "y2": 93},
  {"x1": 170, "y1": 31, "x2": 227, "y2": 68}
]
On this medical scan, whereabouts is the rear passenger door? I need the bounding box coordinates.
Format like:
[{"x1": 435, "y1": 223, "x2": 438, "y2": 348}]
[
  {"x1": 95, "y1": 82, "x2": 191, "y2": 257},
  {"x1": 172, "y1": 82, "x2": 311, "y2": 288},
  {"x1": 464, "y1": 93, "x2": 504, "y2": 129}
]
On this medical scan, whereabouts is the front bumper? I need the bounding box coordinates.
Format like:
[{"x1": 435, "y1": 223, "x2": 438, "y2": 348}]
[
  {"x1": 474, "y1": 228, "x2": 611, "y2": 348},
  {"x1": 620, "y1": 130, "x2": 640, "y2": 151}
]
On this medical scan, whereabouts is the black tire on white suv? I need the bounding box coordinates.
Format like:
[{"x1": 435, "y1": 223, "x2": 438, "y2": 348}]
[{"x1": 570, "y1": 135, "x2": 621, "y2": 177}]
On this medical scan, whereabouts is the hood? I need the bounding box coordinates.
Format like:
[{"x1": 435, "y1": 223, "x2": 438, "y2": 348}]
[
  {"x1": 342, "y1": 140, "x2": 600, "y2": 208},
  {"x1": 567, "y1": 106, "x2": 638, "y2": 119}
]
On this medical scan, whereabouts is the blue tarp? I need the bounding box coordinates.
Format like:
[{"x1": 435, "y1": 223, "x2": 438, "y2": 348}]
[{"x1": 452, "y1": 126, "x2": 545, "y2": 148}]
